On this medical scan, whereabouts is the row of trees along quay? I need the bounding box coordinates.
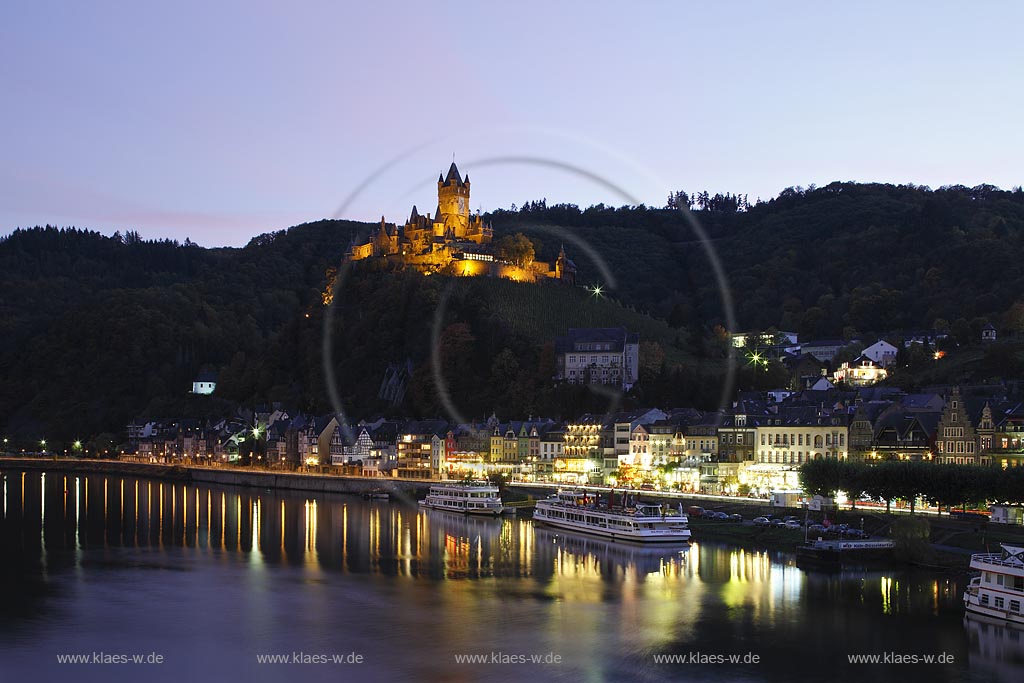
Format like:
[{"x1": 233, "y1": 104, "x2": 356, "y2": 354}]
[{"x1": 798, "y1": 458, "x2": 1024, "y2": 514}]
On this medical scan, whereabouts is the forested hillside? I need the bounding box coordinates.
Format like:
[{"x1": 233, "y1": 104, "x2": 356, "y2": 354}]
[
  {"x1": 493, "y1": 183, "x2": 1024, "y2": 341},
  {"x1": 2, "y1": 182, "x2": 1023, "y2": 441}
]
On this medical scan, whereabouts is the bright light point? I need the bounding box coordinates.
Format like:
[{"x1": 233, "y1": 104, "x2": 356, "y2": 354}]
[
  {"x1": 73, "y1": 440, "x2": 82, "y2": 449},
  {"x1": 589, "y1": 285, "x2": 603, "y2": 297}
]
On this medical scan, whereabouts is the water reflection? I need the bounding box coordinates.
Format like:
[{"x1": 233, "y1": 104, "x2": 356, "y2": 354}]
[
  {"x1": 0, "y1": 471, "x2": 687, "y2": 583},
  {"x1": 965, "y1": 615, "x2": 1024, "y2": 681},
  {"x1": 1, "y1": 469, "x2": 1020, "y2": 682}
]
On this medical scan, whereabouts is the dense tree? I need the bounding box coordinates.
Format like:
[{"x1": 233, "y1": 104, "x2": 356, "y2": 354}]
[
  {"x1": 494, "y1": 233, "x2": 536, "y2": 267},
  {"x1": 801, "y1": 459, "x2": 1024, "y2": 514}
]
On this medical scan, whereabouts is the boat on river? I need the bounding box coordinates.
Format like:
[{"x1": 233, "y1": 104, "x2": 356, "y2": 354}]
[
  {"x1": 533, "y1": 490, "x2": 690, "y2": 543},
  {"x1": 964, "y1": 544, "x2": 1024, "y2": 625},
  {"x1": 418, "y1": 482, "x2": 504, "y2": 516}
]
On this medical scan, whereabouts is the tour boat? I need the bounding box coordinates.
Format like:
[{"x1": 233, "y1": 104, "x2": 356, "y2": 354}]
[
  {"x1": 963, "y1": 544, "x2": 1024, "y2": 625},
  {"x1": 533, "y1": 490, "x2": 690, "y2": 543},
  {"x1": 418, "y1": 483, "x2": 505, "y2": 516}
]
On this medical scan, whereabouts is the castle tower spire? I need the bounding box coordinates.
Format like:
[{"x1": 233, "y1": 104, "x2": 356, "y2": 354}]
[{"x1": 437, "y1": 159, "x2": 470, "y2": 237}]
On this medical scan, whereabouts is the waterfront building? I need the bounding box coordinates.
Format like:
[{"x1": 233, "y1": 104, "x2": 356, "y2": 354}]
[
  {"x1": 683, "y1": 416, "x2": 720, "y2": 459},
  {"x1": 394, "y1": 420, "x2": 448, "y2": 478},
  {"x1": 935, "y1": 387, "x2": 985, "y2": 465},
  {"x1": 558, "y1": 415, "x2": 611, "y2": 484},
  {"x1": 608, "y1": 409, "x2": 668, "y2": 480},
  {"x1": 536, "y1": 429, "x2": 565, "y2": 481},
  {"x1": 717, "y1": 411, "x2": 761, "y2": 463},
  {"x1": 755, "y1": 408, "x2": 850, "y2": 466},
  {"x1": 991, "y1": 403, "x2": 1024, "y2": 468}
]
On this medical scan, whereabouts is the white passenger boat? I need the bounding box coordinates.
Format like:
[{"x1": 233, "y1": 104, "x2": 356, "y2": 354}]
[
  {"x1": 418, "y1": 483, "x2": 505, "y2": 516},
  {"x1": 964, "y1": 544, "x2": 1024, "y2": 625},
  {"x1": 533, "y1": 490, "x2": 690, "y2": 543}
]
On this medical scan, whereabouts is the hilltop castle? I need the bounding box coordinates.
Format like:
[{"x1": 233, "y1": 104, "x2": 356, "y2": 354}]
[{"x1": 346, "y1": 161, "x2": 575, "y2": 284}]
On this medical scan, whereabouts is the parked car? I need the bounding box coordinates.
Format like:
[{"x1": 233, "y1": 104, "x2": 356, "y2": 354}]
[
  {"x1": 640, "y1": 484, "x2": 656, "y2": 491},
  {"x1": 952, "y1": 512, "x2": 988, "y2": 522},
  {"x1": 728, "y1": 513, "x2": 743, "y2": 522},
  {"x1": 843, "y1": 528, "x2": 867, "y2": 539},
  {"x1": 808, "y1": 524, "x2": 828, "y2": 534},
  {"x1": 783, "y1": 516, "x2": 799, "y2": 523},
  {"x1": 772, "y1": 519, "x2": 786, "y2": 527},
  {"x1": 784, "y1": 520, "x2": 802, "y2": 529},
  {"x1": 714, "y1": 511, "x2": 730, "y2": 520},
  {"x1": 688, "y1": 506, "x2": 706, "y2": 517},
  {"x1": 752, "y1": 517, "x2": 771, "y2": 526}
]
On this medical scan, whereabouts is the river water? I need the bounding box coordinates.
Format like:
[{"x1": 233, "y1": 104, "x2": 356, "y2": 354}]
[{"x1": 0, "y1": 469, "x2": 1020, "y2": 683}]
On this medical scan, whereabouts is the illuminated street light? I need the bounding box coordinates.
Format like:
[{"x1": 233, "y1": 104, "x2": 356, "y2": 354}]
[
  {"x1": 746, "y1": 351, "x2": 769, "y2": 371},
  {"x1": 589, "y1": 284, "x2": 603, "y2": 298}
]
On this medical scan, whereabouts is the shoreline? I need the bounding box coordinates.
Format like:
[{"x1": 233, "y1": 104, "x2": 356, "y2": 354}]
[{"x1": 0, "y1": 456, "x2": 431, "y2": 497}]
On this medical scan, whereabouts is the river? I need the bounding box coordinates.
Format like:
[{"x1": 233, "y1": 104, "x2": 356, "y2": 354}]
[{"x1": 1, "y1": 469, "x2": 1020, "y2": 682}]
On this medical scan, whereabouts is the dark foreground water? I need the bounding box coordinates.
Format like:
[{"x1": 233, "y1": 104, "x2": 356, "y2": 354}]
[{"x1": 1, "y1": 470, "x2": 1021, "y2": 683}]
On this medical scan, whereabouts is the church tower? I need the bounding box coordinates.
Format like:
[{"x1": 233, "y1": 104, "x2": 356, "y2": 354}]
[{"x1": 436, "y1": 162, "x2": 470, "y2": 237}]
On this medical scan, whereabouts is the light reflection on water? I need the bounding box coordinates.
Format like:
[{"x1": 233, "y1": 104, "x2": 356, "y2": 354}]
[{"x1": 0, "y1": 469, "x2": 1021, "y2": 683}]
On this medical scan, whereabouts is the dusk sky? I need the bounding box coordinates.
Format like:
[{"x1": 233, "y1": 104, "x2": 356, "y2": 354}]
[{"x1": 2, "y1": 1, "x2": 1021, "y2": 247}]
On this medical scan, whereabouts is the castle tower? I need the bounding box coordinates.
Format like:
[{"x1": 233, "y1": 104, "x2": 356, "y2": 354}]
[{"x1": 437, "y1": 162, "x2": 470, "y2": 238}]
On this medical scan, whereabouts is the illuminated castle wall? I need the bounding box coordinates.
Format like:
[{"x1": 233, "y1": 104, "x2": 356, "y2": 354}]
[
  {"x1": 347, "y1": 162, "x2": 491, "y2": 262},
  {"x1": 346, "y1": 162, "x2": 575, "y2": 285}
]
